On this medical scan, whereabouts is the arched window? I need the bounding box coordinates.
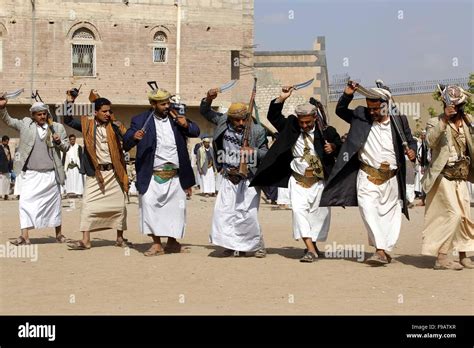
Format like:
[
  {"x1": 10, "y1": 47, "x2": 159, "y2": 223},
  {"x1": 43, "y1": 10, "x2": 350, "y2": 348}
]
[
  {"x1": 72, "y1": 28, "x2": 96, "y2": 76},
  {"x1": 152, "y1": 31, "x2": 167, "y2": 63}
]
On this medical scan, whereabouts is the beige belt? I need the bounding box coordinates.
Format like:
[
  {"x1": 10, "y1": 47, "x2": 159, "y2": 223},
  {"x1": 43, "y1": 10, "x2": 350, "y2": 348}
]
[
  {"x1": 292, "y1": 171, "x2": 320, "y2": 188},
  {"x1": 360, "y1": 162, "x2": 397, "y2": 185}
]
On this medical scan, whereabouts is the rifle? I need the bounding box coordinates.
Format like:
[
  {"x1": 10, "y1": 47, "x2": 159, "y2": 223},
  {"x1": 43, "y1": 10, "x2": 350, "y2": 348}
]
[{"x1": 238, "y1": 77, "x2": 257, "y2": 177}]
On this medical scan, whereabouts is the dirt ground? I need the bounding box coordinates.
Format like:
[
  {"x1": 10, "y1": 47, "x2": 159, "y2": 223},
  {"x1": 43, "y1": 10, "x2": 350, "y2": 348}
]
[{"x1": 0, "y1": 192, "x2": 473, "y2": 315}]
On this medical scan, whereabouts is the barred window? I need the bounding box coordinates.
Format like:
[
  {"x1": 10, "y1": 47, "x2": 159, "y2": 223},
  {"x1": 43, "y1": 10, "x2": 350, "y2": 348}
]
[
  {"x1": 152, "y1": 31, "x2": 167, "y2": 63},
  {"x1": 153, "y1": 47, "x2": 167, "y2": 63},
  {"x1": 72, "y1": 28, "x2": 96, "y2": 76}
]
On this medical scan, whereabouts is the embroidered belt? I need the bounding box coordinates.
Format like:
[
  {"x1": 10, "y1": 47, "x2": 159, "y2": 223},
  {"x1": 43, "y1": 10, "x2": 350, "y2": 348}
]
[
  {"x1": 442, "y1": 157, "x2": 470, "y2": 181},
  {"x1": 153, "y1": 168, "x2": 178, "y2": 183},
  {"x1": 360, "y1": 161, "x2": 398, "y2": 185},
  {"x1": 97, "y1": 163, "x2": 113, "y2": 171},
  {"x1": 224, "y1": 167, "x2": 246, "y2": 185},
  {"x1": 292, "y1": 171, "x2": 320, "y2": 188}
]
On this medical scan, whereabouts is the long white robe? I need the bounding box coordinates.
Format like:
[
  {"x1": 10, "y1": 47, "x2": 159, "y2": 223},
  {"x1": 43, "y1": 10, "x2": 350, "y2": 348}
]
[
  {"x1": 64, "y1": 144, "x2": 84, "y2": 195},
  {"x1": 288, "y1": 127, "x2": 330, "y2": 240},
  {"x1": 138, "y1": 115, "x2": 186, "y2": 239},
  {"x1": 200, "y1": 168, "x2": 215, "y2": 194},
  {"x1": 277, "y1": 187, "x2": 290, "y2": 205},
  {"x1": 0, "y1": 172, "x2": 9, "y2": 196},
  {"x1": 289, "y1": 176, "x2": 330, "y2": 241},
  {"x1": 13, "y1": 171, "x2": 22, "y2": 196},
  {"x1": 357, "y1": 120, "x2": 402, "y2": 251},
  {"x1": 215, "y1": 172, "x2": 223, "y2": 192},
  {"x1": 19, "y1": 170, "x2": 61, "y2": 229},
  {"x1": 139, "y1": 176, "x2": 186, "y2": 238},
  {"x1": 210, "y1": 177, "x2": 263, "y2": 252}
]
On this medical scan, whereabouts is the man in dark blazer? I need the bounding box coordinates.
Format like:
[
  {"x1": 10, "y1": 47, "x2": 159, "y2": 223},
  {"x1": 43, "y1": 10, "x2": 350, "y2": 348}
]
[
  {"x1": 320, "y1": 82, "x2": 417, "y2": 266},
  {"x1": 251, "y1": 87, "x2": 342, "y2": 262},
  {"x1": 123, "y1": 88, "x2": 200, "y2": 256}
]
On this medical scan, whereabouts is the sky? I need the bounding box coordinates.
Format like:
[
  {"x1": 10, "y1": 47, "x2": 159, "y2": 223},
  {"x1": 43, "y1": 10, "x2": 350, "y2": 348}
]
[{"x1": 254, "y1": 0, "x2": 473, "y2": 85}]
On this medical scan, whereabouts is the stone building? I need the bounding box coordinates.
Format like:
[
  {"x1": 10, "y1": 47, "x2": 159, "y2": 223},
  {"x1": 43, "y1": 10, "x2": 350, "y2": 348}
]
[{"x1": 0, "y1": 0, "x2": 255, "y2": 144}]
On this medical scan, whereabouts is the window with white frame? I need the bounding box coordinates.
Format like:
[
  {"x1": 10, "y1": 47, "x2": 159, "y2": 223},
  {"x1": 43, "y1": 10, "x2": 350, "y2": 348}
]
[
  {"x1": 72, "y1": 28, "x2": 95, "y2": 76},
  {"x1": 152, "y1": 31, "x2": 167, "y2": 63}
]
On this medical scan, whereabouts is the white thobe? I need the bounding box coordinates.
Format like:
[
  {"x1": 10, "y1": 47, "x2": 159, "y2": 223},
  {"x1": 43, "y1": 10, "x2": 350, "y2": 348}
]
[
  {"x1": 139, "y1": 116, "x2": 186, "y2": 238},
  {"x1": 357, "y1": 120, "x2": 401, "y2": 251},
  {"x1": 64, "y1": 144, "x2": 84, "y2": 195},
  {"x1": 289, "y1": 127, "x2": 330, "y2": 241}
]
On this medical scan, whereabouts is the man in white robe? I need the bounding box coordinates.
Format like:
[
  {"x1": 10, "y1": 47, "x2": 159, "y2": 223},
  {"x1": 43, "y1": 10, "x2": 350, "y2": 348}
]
[
  {"x1": 124, "y1": 88, "x2": 200, "y2": 256},
  {"x1": 64, "y1": 134, "x2": 84, "y2": 197},
  {"x1": 197, "y1": 138, "x2": 216, "y2": 197},
  {"x1": 200, "y1": 91, "x2": 268, "y2": 258},
  {"x1": 0, "y1": 98, "x2": 69, "y2": 245},
  {"x1": 320, "y1": 82, "x2": 417, "y2": 266},
  {"x1": 251, "y1": 89, "x2": 341, "y2": 262}
]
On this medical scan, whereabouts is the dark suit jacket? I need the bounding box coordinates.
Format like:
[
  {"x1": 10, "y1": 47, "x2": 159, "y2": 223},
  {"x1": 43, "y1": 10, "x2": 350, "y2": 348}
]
[
  {"x1": 123, "y1": 110, "x2": 200, "y2": 194},
  {"x1": 251, "y1": 99, "x2": 342, "y2": 188},
  {"x1": 320, "y1": 93, "x2": 417, "y2": 219},
  {"x1": 0, "y1": 144, "x2": 12, "y2": 173}
]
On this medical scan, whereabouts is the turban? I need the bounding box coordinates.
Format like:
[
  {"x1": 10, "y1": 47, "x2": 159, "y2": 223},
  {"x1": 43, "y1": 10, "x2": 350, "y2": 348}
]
[
  {"x1": 438, "y1": 85, "x2": 469, "y2": 106},
  {"x1": 367, "y1": 87, "x2": 391, "y2": 101},
  {"x1": 227, "y1": 102, "x2": 248, "y2": 119},
  {"x1": 295, "y1": 103, "x2": 317, "y2": 116},
  {"x1": 29, "y1": 102, "x2": 50, "y2": 115},
  {"x1": 202, "y1": 138, "x2": 211, "y2": 143},
  {"x1": 148, "y1": 88, "x2": 171, "y2": 102}
]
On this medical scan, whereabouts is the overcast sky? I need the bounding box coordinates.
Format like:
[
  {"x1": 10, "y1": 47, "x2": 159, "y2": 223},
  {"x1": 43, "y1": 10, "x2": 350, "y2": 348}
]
[{"x1": 255, "y1": 0, "x2": 473, "y2": 85}]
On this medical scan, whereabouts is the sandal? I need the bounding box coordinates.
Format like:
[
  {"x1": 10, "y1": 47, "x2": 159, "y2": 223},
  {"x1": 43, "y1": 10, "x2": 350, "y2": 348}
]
[
  {"x1": 365, "y1": 254, "x2": 388, "y2": 266},
  {"x1": 460, "y1": 258, "x2": 474, "y2": 269},
  {"x1": 164, "y1": 243, "x2": 191, "y2": 254},
  {"x1": 67, "y1": 240, "x2": 91, "y2": 250},
  {"x1": 303, "y1": 244, "x2": 325, "y2": 259},
  {"x1": 434, "y1": 260, "x2": 463, "y2": 270},
  {"x1": 144, "y1": 247, "x2": 165, "y2": 257},
  {"x1": 300, "y1": 251, "x2": 318, "y2": 263},
  {"x1": 10, "y1": 236, "x2": 31, "y2": 246},
  {"x1": 115, "y1": 238, "x2": 133, "y2": 248},
  {"x1": 222, "y1": 249, "x2": 245, "y2": 257},
  {"x1": 255, "y1": 249, "x2": 267, "y2": 258},
  {"x1": 56, "y1": 234, "x2": 68, "y2": 243}
]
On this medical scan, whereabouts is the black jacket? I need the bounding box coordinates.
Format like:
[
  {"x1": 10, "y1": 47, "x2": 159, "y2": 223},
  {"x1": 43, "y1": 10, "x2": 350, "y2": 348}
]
[
  {"x1": 251, "y1": 99, "x2": 342, "y2": 188},
  {"x1": 320, "y1": 93, "x2": 417, "y2": 219},
  {"x1": 0, "y1": 144, "x2": 12, "y2": 173}
]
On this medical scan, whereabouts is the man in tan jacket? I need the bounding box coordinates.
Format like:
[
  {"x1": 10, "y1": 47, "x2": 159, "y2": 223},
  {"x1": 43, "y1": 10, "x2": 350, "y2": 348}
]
[{"x1": 421, "y1": 85, "x2": 474, "y2": 270}]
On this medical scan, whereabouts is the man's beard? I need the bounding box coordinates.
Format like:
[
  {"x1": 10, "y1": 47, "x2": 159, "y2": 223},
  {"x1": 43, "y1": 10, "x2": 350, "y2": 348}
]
[{"x1": 155, "y1": 108, "x2": 168, "y2": 118}]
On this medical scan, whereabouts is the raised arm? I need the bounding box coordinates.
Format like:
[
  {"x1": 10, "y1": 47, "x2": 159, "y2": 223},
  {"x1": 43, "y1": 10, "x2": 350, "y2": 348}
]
[
  {"x1": 199, "y1": 89, "x2": 224, "y2": 125},
  {"x1": 0, "y1": 98, "x2": 23, "y2": 131},
  {"x1": 267, "y1": 86, "x2": 295, "y2": 132},
  {"x1": 335, "y1": 82, "x2": 359, "y2": 124}
]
